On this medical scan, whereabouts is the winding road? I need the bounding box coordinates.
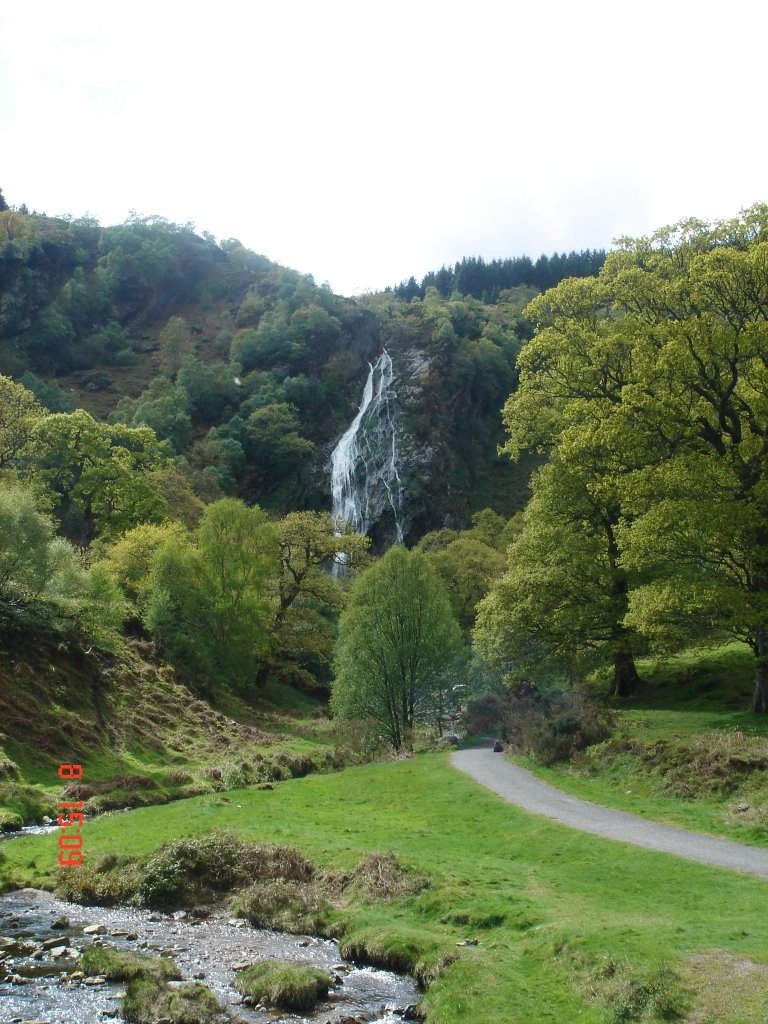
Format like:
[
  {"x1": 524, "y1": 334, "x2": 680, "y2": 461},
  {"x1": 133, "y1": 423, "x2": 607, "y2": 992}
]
[{"x1": 450, "y1": 744, "x2": 768, "y2": 879}]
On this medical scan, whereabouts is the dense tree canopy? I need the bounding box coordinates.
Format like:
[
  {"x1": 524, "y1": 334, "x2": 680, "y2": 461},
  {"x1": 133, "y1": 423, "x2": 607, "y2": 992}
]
[{"x1": 481, "y1": 205, "x2": 768, "y2": 711}]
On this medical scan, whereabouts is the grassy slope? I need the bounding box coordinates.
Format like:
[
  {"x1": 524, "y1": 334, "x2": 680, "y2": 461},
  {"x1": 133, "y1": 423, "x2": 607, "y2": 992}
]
[
  {"x1": 3, "y1": 754, "x2": 768, "y2": 1023},
  {"x1": 522, "y1": 644, "x2": 768, "y2": 847},
  {"x1": 0, "y1": 636, "x2": 332, "y2": 825}
]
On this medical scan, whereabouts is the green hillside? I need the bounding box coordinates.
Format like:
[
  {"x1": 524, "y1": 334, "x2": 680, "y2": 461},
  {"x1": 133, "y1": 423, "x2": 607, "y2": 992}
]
[{"x1": 0, "y1": 208, "x2": 576, "y2": 539}]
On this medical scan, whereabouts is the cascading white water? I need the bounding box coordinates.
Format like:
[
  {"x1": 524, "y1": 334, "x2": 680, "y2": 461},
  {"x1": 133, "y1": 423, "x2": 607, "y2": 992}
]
[{"x1": 331, "y1": 350, "x2": 404, "y2": 545}]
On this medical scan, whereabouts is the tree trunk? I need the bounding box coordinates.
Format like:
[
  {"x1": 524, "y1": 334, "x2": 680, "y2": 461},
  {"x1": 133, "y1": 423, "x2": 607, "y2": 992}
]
[
  {"x1": 603, "y1": 516, "x2": 640, "y2": 700},
  {"x1": 752, "y1": 628, "x2": 768, "y2": 713},
  {"x1": 611, "y1": 645, "x2": 641, "y2": 698}
]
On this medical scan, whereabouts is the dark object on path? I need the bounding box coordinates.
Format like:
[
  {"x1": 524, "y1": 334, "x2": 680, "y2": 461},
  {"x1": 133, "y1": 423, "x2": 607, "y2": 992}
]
[{"x1": 493, "y1": 740, "x2": 503, "y2": 752}]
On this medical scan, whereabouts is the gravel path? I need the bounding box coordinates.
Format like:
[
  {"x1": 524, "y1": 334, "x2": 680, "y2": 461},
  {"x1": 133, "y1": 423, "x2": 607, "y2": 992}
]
[{"x1": 450, "y1": 744, "x2": 768, "y2": 878}]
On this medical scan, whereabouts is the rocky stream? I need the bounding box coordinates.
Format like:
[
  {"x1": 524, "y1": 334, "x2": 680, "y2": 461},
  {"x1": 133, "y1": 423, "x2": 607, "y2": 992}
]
[{"x1": 0, "y1": 889, "x2": 420, "y2": 1024}]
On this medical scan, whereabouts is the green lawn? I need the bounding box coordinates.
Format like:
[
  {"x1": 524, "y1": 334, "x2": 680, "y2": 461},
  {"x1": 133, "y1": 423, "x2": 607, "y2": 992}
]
[{"x1": 4, "y1": 752, "x2": 768, "y2": 1023}]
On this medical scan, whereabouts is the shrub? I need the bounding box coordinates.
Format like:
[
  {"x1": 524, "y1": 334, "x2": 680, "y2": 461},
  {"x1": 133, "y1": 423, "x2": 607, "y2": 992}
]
[
  {"x1": 220, "y1": 762, "x2": 246, "y2": 790},
  {"x1": 468, "y1": 688, "x2": 613, "y2": 765},
  {"x1": 273, "y1": 751, "x2": 317, "y2": 778},
  {"x1": 81, "y1": 946, "x2": 180, "y2": 982},
  {"x1": 137, "y1": 833, "x2": 315, "y2": 908},
  {"x1": 123, "y1": 976, "x2": 224, "y2": 1024},
  {"x1": 63, "y1": 782, "x2": 96, "y2": 800},
  {"x1": 234, "y1": 960, "x2": 332, "y2": 1011},
  {"x1": 0, "y1": 753, "x2": 20, "y2": 779},
  {"x1": 331, "y1": 717, "x2": 389, "y2": 762},
  {"x1": 344, "y1": 852, "x2": 428, "y2": 903},
  {"x1": 253, "y1": 759, "x2": 287, "y2": 783},
  {"x1": 230, "y1": 878, "x2": 329, "y2": 933},
  {"x1": 84, "y1": 789, "x2": 168, "y2": 815},
  {"x1": 578, "y1": 954, "x2": 688, "y2": 1024},
  {"x1": 55, "y1": 862, "x2": 143, "y2": 905},
  {"x1": 0, "y1": 809, "x2": 23, "y2": 832}
]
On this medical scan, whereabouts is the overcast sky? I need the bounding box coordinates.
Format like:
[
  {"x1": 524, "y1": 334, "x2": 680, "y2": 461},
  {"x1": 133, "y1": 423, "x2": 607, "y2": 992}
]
[{"x1": 1, "y1": 1, "x2": 765, "y2": 296}]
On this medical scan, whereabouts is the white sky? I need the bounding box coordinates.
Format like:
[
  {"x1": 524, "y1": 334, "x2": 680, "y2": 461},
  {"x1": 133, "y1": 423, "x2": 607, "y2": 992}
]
[{"x1": 1, "y1": 1, "x2": 765, "y2": 296}]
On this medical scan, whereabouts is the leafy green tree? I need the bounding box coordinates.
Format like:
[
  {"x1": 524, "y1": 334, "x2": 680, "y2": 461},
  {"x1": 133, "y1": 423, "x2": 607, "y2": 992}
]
[
  {"x1": 267, "y1": 512, "x2": 369, "y2": 689},
  {"x1": 475, "y1": 460, "x2": 643, "y2": 689},
  {"x1": 427, "y1": 536, "x2": 505, "y2": 632},
  {"x1": 145, "y1": 466, "x2": 206, "y2": 529},
  {"x1": 496, "y1": 273, "x2": 648, "y2": 696},
  {"x1": 600, "y1": 210, "x2": 768, "y2": 710},
  {"x1": 32, "y1": 410, "x2": 169, "y2": 542},
  {"x1": 110, "y1": 377, "x2": 192, "y2": 452},
  {"x1": 144, "y1": 499, "x2": 276, "y2": 692},
  {"x1": 332, "y1": 547, "x2": 462, "y2": 748},
  {"x1": 499, "y1": 205, "x2": 768, "y2": 710},
  {"x1": 0, "y1": 374, "x2": 44, "y2": 469},
  {"x1": 158, "y1": 316, "x2": 195, "y2": 376},
  {"x1": 176, "y1": 357, "x2": 242, "y2": 422},
  {"x1": 0, "y1": 484, "x2": 55, "y2": 597},
  {"x1": 18, "y1": 372, "x2": 76, "y2": 413},
  {"x1": 246, "y1": 402, "x2": 314, "y2": 484},
  {"x1": 187, "y1": 431, "x2": 244, "y2": 493},
  {"x1": 0, "y1": 483, "x2": 125, "y2": 649},
  {"x1": 101, "y1": 521, "x2": 189, "y2": 603}
]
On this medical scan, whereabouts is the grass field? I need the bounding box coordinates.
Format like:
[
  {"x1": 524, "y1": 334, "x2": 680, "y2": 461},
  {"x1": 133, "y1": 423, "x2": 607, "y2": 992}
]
[{"x1": 3, "y1": 752, "x2": 768, "y2": 1023}]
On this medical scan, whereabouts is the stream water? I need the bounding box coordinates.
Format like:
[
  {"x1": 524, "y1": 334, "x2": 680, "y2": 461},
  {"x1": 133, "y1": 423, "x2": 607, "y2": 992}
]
[{"x1": 0, "y1": 889, "x2": 419, "y2": 1024}]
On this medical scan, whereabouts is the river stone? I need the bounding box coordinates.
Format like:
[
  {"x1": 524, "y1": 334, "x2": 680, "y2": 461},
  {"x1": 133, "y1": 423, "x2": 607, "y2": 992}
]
[
  {"x1": 50, "y1": 946, "x2": 69, "y2": 957},
  {"x1": 83, "y1": 924, "x2": 106, "y2": 935},
  {"x1": 83, "y1": 975, "x2": 106, "y2": 985},
  {"x1": 51, "y1": 916, "x2": 69, "y2": 929}
]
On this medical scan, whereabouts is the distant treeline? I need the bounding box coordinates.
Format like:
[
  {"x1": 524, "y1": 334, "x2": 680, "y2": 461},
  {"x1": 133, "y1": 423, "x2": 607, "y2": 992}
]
[{"x1": 390, "y1": 250, "x2": 607, "y2": 304}]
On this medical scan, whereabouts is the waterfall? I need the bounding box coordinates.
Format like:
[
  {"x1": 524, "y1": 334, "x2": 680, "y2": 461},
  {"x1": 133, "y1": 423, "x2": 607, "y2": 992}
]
[{"x1": 331, "y1": 350, "x2": 404, "y2": 545}]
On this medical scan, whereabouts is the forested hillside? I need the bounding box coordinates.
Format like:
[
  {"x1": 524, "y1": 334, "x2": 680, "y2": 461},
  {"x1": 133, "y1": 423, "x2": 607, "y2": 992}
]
[{"x1": 0, "y1": 206, "x2": 599, "y2": 541}]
